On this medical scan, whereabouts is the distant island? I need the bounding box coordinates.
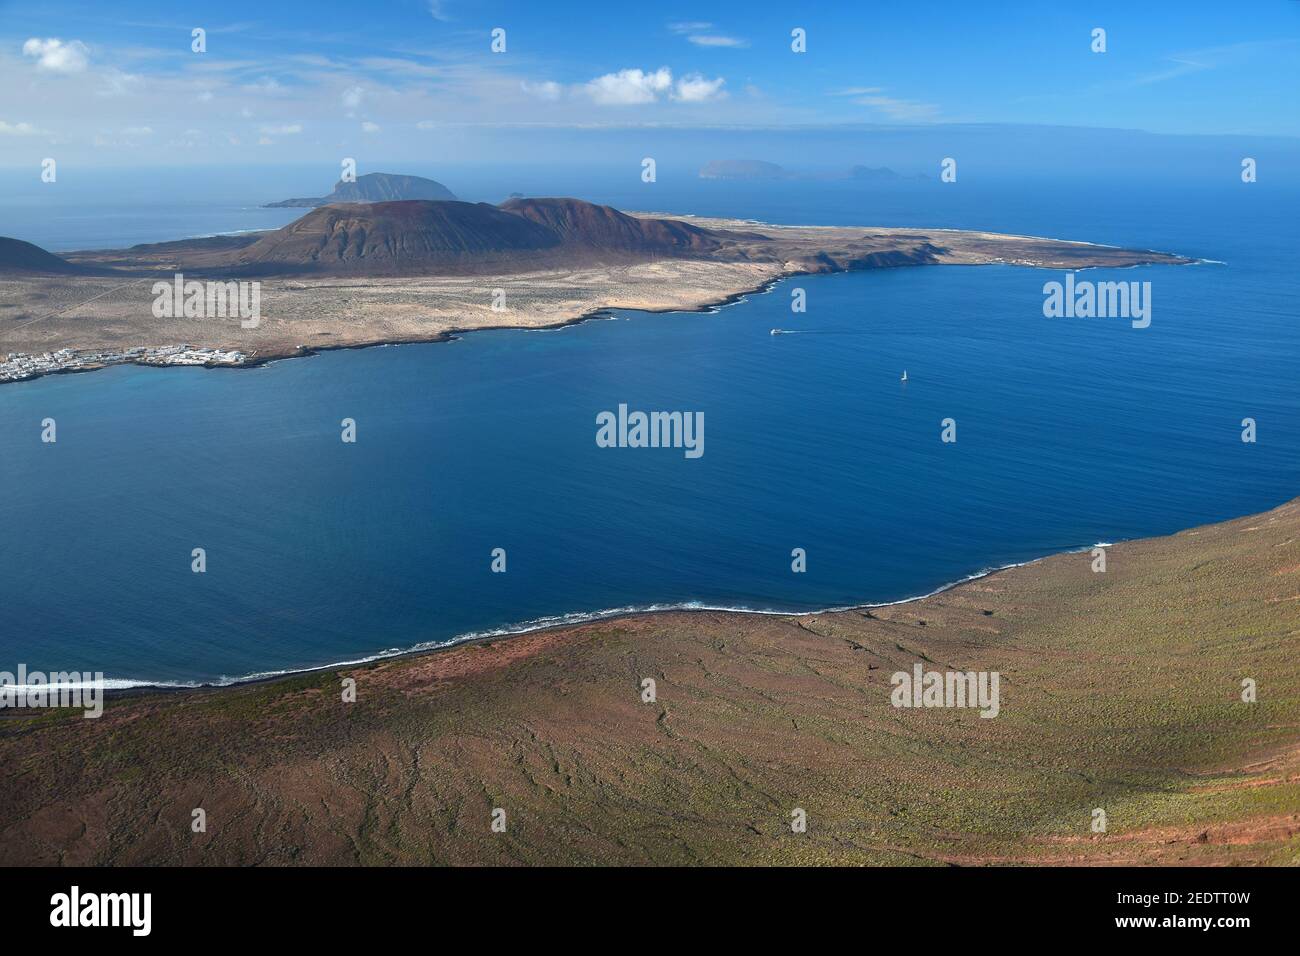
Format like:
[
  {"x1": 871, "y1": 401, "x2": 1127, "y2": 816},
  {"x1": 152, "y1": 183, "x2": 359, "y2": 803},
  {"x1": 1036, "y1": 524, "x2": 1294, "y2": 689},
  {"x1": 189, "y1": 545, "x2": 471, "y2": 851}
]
[
  {"x1": 700, "y1": 159, "x2": 928, "y2": 182},
  {"x1": 0, "y1": 192, "x2": 1190, "y2": 384},
  {"x1": 263, "y1": 172, "x2": 457, "y2": 208},
  {"x1": 699, "y1": 159, "x2": 793, "y2": 181}
]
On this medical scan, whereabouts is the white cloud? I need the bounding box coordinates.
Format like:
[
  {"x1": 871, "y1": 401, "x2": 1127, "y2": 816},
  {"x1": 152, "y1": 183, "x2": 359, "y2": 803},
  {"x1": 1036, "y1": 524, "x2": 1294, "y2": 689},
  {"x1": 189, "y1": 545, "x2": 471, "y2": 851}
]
[
  {"x1": 852, "y1": 94, "x2": 940, "y2": 122},
  {"x1": 341, "y1": 85, "x2": 364, "y2": 110},
  {"x1": 0, "y1": 35, "x2": 788, "y2": 164},
  {"x1": 521, "y1": 80, "x2": 562, "y2": 101},
  {"x1": 577, "y1": 67, "x2": 727, "y2": 105},
  {"x1": 830, "y1": 86, "x2": 940, "y2": 122},
  {"x1": 22, "y1": 37, "x2": 90, "y2": 73},
  {"x1": 427, "y1": 0, "x2": 450, "y2": 20},
  {"x1": 584, "y1": 67, "x2": 673, "y2": 105},
  {"x1": 673, "y1": 73, "x2": 727, "y2": 102},
  {"x1": 361, "y1": 120, "x2": 380, "y2": 133},
  {"x1": 95, "y1": 68, "x2": 142, "y2": 98},
  {"x1": 687, "y1": 35, "x2": 747, "y2": 48},
  {"x1": 0, "y1": 120, "x2": 45, "y2": 135},
  {"x1": 1125, "y1": 41, "x2": 1285, "y2": 88},
  {"x1": 356, "y1": 56, "x2": 441, "y2": 78},
  {"x1": 669, "y1": 22, "x2": 746, "y2": 48}
]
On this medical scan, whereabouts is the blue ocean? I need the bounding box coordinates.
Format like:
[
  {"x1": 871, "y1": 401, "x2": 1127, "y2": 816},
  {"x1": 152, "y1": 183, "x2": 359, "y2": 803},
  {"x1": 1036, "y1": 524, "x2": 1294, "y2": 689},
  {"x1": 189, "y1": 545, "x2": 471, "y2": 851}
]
[{"x1": 2, "y1": 171, "x2": 1297, "y2": 685}]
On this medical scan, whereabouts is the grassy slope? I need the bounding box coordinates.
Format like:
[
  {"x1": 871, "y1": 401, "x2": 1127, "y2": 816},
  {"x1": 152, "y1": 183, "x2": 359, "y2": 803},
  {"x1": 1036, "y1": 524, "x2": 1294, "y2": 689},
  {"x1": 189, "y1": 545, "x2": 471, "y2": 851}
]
[{"x1": 2, "y1": 500, "x2": 1297, "y2": 866}]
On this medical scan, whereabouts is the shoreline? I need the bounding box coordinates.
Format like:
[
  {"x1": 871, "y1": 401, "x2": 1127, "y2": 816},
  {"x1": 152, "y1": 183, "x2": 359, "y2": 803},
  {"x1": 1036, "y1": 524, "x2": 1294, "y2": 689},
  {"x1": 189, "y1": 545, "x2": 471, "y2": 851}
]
[
  {"x1": 3, "y1": 225, "x2": 1229, "y2": 695},
  {"x1": 87, "y1": 511, "x2": 1220, "y2": 698},
  {"x1": 0, "y1": 270, "x2": 786, "y2": 387},
  {"x1": 5, "y1": 494, "x2": 1297, "y2": 865},
  {"x1": 97, "y1": 555, "x2": 1041, "y2": 696},
  {"x1": 5, "y1": 245, "x2": 1253, "y2": 696},
  {"x1": 1, "y1": 248, "x2": 1196, "y2": 388}
]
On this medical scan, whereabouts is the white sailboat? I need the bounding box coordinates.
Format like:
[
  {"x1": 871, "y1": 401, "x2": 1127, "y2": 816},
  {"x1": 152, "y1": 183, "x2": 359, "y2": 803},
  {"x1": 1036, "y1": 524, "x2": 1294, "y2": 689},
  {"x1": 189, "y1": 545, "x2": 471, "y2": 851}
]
[{"x1": 901, "y1": 369, "x2": 908, "y2": 382}]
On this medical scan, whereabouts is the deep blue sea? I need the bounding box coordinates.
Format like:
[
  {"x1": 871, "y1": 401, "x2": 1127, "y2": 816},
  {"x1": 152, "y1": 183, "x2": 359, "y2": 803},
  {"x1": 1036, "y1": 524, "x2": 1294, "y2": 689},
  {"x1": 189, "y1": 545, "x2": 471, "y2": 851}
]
[{"x1": 2, "y1": 173, "x2": 1297, "y2": 685}]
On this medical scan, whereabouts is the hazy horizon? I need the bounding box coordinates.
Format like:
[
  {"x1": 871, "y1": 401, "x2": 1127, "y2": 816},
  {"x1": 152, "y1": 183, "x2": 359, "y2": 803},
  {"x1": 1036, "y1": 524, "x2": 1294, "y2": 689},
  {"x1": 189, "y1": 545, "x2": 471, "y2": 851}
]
[{"x1": 1, "y1": 0, "x2": 1296, "y2": 176}]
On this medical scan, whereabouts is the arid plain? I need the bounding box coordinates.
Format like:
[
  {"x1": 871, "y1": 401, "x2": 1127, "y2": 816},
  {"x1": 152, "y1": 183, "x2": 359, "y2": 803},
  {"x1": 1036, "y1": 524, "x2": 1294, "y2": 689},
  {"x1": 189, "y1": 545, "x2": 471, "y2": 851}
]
[{"x1": 1, "y1": 207, "x2": 1189, "y2": 370}]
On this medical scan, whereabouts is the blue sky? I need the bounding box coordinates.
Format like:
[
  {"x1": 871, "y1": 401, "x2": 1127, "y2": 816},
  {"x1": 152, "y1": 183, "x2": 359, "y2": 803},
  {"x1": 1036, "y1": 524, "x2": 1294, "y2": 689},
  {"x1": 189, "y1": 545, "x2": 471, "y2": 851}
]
[{"x1": 0, "y1": 0, "x2": 1296, "y2": 168}]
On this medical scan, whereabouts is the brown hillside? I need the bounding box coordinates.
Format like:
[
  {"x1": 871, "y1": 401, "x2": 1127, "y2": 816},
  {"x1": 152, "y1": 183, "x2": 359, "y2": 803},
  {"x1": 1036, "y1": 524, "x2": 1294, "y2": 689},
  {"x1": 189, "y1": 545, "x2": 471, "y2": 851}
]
[
  {"x1": 498, "y1": 197, "x2": 730, "y2": 254},
  {"x1": 0, "y1": 236, "x2": 89, "y2": 275},
  {"x1": 231, "y1": 200, "x2": 562, "y2": 275}
]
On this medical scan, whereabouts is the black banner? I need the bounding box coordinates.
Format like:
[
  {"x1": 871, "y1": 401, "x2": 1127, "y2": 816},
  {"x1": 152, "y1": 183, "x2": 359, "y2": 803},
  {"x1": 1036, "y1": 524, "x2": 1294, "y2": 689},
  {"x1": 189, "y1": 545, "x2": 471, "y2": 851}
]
[{"x1": 0, "y1": 866, "x2": 1281, "y2": 941}]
